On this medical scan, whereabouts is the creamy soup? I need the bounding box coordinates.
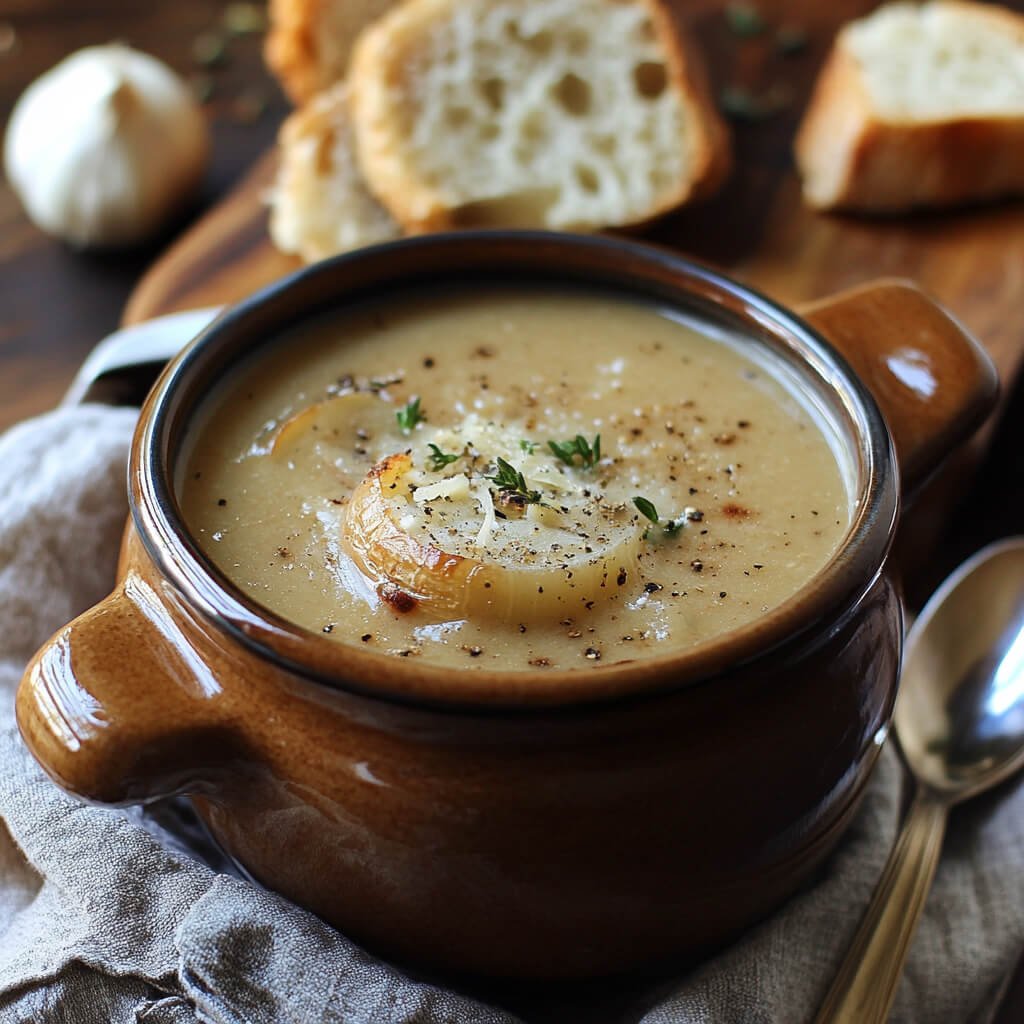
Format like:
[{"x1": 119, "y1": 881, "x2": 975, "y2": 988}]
[{"x1": 180, "y1": 288, "x2": 852, "y2": 670}]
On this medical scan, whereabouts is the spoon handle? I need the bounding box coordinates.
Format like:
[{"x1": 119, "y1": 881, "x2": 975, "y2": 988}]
[{"x1": 813, "y1": 789, "x2": 948, "y2": 1024}]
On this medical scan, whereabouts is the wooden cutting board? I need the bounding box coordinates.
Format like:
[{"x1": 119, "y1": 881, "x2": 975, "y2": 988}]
[{"x1": 124, "y1": 148, "x2": 1024, "y2": 383}]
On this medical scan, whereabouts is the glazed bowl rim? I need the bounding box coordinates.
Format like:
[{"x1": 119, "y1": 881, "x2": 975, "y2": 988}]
[{"x1": 130, "y1": 230, "x2": 899, "y2": 713}]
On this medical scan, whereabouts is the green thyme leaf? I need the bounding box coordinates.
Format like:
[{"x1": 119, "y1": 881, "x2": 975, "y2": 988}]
[
  {"x1": 519, "y1": 439, "x2": 537, "y2": 454},
  {"x1": 633, "y1": 497, "x2": 696, "y2": 537},
  {"x1": 548, "y1": 434, "x2": 602, "y2": 469},
  {"x1": 396, "y1": 396, "x2": 424, "y2": 433},
  {"x1": 426, "y1": 443, "x2": 459, "y2": 472},
  {"x1": 633, "y1": 496, "x2": 660, "y2": 525},
  {"x1": 487, "y1": 457, "x2": 542, "y2": 504}
]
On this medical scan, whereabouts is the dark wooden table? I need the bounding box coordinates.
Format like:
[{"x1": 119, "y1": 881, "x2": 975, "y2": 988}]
[
  {"x1": 0, "y1": 0, "x2": 289, "y2": 427},
  {"x1": 1, "y1": 2, "x2": 1022, "y2": 1021}
]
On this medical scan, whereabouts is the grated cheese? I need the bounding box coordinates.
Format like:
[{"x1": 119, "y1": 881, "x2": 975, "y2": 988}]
[
  {"x1": 412, "y1": 474, "x2": 471, "y2": 503},
  {"x1": 473, "y1": 483, "x2": 497, "y2": 548}
]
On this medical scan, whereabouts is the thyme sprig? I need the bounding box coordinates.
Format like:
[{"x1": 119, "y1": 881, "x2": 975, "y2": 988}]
[
  {"x1": 487, "y1": 458, "x2": 542, "y2": 504},
  {"x1": 548, "y1": 434, "x2": 601, "y2": 469},
  {"x1": 396, "y1": 396, "x2": 424, "y2": 433},
  {"x1": 426, "y1": 443, "x2": 459, "y2": 472}
]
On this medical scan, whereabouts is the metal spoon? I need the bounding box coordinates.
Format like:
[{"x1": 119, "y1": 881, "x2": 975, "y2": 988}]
[{"x1": 815, "y1": 537, "x2": 1024, "y2": 1023}]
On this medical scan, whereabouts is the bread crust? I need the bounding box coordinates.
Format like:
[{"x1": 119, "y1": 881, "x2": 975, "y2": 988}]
[
  {"x1": 269, "y1": 82, "x2": 400, "y2": 261},
  {"x1": 796, "y1": 1, "x2": 1024, "y2": 212},
  {"x1": 265, "y1": 0, "x2": 328, "y2": 104},
  {"x1": 644, "y1": 0, "x2": 732, "y2": 207},
  {"x1": 349, "y1": 0, "x2": 732, "y2": 232},
  {"x1": 265, "y1": 0, "x2": 397, "y2": 104},
  {"x1": 348, "y1": 0, "x2": 444, "y2": 231}
]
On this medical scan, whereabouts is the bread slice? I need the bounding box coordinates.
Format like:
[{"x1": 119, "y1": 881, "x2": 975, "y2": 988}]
[
  {"x1": 265, "y1": 0, "x2": 397, "y2": 104},
  {"x1": 796, "y1": 1, "x2": 1024, "y2": 212},
  {"x1": 269, "y1": 82, "x2": 401, "y2": 262},
  {"x1": 348, "y1": 0, "x2": 731, "y2": 233}
]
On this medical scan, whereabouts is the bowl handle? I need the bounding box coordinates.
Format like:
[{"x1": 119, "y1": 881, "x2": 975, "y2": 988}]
[
  {"x1": 16, "y1": 572, "x2": 233, "y2": 805},
  {"x1": 799, "y1": 279, "x2": 998, "y2": 497}
]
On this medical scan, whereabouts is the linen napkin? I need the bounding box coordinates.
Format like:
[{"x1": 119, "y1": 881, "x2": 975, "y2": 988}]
[{"x1": 0, "y1": 405, "x2": 1021, "y2": 1024}]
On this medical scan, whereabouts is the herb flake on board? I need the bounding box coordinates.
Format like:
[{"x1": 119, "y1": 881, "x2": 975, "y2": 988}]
[
  {"x1": 719, "y1": 83, "x2": 794, "y2": 122},
  {"x1": 725, "y1": 2, "x2": 766, "y2": 38},
  {"x1": 776, "y1": 25, "x2": 809, "y2": 56}
]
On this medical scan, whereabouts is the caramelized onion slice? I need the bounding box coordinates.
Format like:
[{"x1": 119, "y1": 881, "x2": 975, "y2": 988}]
[
  {"x1": 270, "y1": 393, "x2": 391, "y2": 457},
  {"x1": 342, "y1": 453, "x2": 643, "y2": 623}
]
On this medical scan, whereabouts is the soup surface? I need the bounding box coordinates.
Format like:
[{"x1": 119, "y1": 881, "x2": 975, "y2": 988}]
[{"x1": 180, "y1": 288, "x2": 852, "y2": 671}]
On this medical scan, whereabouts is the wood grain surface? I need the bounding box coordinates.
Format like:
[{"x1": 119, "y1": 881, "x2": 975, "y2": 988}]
[{"x1": 2, "y1": 1, "x2": 1023, "y2": 1020}]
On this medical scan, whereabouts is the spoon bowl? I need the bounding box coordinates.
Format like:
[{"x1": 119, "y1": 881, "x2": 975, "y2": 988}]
[
  {"x1": 816, "y1": 537, "x2": 1024, "y2": 1023},
  {"x1": 898, "y1": 538, "x2": 1024, "y2": 798}
]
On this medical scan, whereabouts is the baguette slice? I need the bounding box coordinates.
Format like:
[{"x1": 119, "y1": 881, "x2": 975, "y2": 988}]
[
  {"x1": 269, "y1": 83, "x2": 401, "y2": 262},
  {"x1": 348, "y1": 0, "x2": 731, "y2": 233},
  {"x1": 265, "y1": 0, "x2": 397, "y2": 104},
  {"x1": 796, "y1": 1, "x2": 1024, "y2": 212}
]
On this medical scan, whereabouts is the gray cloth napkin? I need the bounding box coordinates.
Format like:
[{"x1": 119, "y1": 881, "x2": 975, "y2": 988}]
[{"x1": 0, "y1": 406, "x2": 1021, "y2": 1024}]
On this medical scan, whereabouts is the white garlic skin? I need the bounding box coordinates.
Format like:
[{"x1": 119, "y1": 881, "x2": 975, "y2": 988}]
[{"x1": 3, "y1": 44, "x2": 210, "y2": 248}]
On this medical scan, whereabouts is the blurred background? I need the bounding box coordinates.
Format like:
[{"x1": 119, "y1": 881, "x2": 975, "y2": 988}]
[{"x1": 0, "y1": 1, "x2": 288, "y2": 427}]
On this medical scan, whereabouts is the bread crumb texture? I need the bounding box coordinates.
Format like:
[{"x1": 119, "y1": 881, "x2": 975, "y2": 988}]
[
  {"x1": 350, "y1": 0, "x2": 725, "y2": 231},
  {"x1": 846, "y1": 1, "x2": 1024, "y2": 119}
]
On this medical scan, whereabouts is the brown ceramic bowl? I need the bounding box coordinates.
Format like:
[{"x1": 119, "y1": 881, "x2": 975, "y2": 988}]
[{"x1": 17, "y1": 233, "x2": 997, "y2": 979}]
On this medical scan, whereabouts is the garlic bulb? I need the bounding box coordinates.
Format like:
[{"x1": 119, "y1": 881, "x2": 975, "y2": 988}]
[{"x1": 3, "y1": 44, "x2": 209, "y2": 248}]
